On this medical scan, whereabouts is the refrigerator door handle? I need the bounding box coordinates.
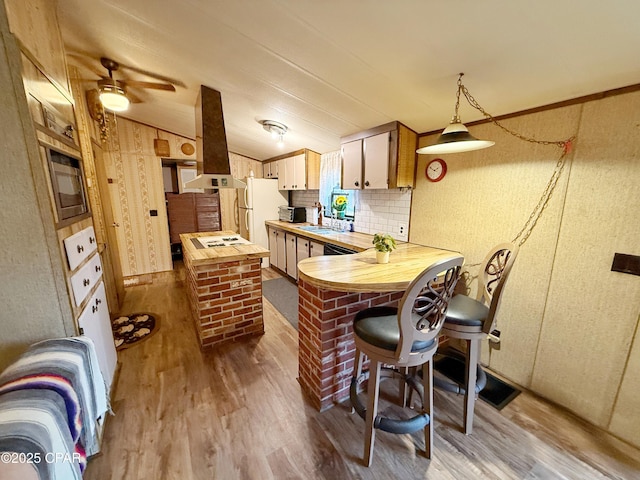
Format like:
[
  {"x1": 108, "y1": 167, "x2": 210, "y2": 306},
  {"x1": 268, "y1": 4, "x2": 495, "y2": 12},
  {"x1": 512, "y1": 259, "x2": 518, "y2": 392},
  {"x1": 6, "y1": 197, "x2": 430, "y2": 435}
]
[
  {"x1": 244, "y1": 186, "x2": 250, "y2": 210},
  {"x1": 245, "y1": 208, "x2": 251, "y2": 236}
]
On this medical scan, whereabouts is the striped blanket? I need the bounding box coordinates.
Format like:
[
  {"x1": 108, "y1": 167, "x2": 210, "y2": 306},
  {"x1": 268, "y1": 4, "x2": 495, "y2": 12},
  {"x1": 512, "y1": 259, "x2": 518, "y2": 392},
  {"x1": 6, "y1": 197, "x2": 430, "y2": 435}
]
[{"x1": 0, "y1": 336, "x2": 110, "y2": 477}]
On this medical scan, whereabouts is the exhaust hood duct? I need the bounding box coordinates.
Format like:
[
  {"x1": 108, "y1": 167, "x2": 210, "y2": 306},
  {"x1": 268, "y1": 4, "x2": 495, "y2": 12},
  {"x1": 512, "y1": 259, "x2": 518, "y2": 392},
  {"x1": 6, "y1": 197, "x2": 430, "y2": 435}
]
[{"x1": 184, "y1": 85, "x2": 245, "y2": 190}]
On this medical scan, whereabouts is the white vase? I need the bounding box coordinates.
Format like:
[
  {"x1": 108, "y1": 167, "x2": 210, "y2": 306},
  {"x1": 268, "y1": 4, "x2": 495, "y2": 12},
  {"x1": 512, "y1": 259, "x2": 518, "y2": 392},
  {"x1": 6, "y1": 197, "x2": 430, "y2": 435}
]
[{"x1": 376, "y1": 251, "x2": 390, "y2": 264}]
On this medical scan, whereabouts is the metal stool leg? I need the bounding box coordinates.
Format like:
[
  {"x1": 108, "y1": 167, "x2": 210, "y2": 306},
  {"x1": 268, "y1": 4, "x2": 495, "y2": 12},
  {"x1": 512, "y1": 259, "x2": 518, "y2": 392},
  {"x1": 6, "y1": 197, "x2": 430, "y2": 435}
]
[{"x1": 464, "y1": 339, "x2": 480, "y2": 435}]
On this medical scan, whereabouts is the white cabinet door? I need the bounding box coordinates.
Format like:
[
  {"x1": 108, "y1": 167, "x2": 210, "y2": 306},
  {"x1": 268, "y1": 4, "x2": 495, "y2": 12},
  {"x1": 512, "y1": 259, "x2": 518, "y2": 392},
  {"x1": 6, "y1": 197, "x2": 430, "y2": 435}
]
[
  {"x1": 291, "y1": 153, "x2": 306, "y2": 190},
  {"x1": 277, "y1": 159, "x2": 288, "y2": 190},
  {"x1": 363, "y1": 131, "x2": 390, "y2": 189},
  {"x1": 77, "y1": 282, "x2": 117, "y2": 388},
  {"x1": 263, "y1": 162, "x2": 271, "y2": 178},
  {"x1": 70, "y1": 253, "x2": 103, "y2": 307},
  {"x1": 64, "y1": 226, "x2": 98, "y2": 270},
  {"x1": 297, "y1": 237, "x2": 310, "y2": 264},
  {"x1": 341, "y1": 139, "x2": 363, "y2": 189},
  {"x1": 285, "y1": 233, "x2": 297, "y2": 279},
  {"x1": 276, "y1": 229, "x2": 287, "y2": 272},
  {"x1": 309, "y1": 240, "x2": 325, "y2": 257},
  {"x1": 268, "y1": 227, "x2": 278, "y2": 267}
]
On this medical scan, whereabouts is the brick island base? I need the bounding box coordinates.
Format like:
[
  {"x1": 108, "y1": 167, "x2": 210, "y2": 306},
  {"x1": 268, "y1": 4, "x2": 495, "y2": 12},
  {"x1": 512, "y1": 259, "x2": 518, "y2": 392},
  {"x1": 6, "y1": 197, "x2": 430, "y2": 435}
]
[
  {"x1": 297, "y1": 279, "x2": 403, "y2": 411},
  {"x1": 184, "y1": 256, "x2": 264, "y2": 349}
]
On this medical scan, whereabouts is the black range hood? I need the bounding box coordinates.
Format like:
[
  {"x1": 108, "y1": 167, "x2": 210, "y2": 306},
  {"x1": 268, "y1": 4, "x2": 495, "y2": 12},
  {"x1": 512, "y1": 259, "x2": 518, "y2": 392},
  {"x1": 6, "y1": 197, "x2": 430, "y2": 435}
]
[{"x1": 184, "y1": 85, "x2": 245, "y2": 190}]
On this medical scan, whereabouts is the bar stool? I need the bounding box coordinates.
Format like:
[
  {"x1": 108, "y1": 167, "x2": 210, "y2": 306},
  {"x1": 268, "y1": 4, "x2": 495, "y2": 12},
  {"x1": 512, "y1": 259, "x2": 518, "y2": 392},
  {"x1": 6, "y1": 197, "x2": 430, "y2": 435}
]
[
  {"x1": 350, "y1": 256, "x2": 463, "y2": 466},
  {"x1": 439, "y1": 242, "x2": 519, "y2": 435}
]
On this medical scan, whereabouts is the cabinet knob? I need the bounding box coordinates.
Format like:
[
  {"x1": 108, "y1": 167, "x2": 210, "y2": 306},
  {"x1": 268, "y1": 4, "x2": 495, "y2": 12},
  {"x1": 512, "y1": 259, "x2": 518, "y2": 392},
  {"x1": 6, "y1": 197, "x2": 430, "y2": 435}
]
[
  {"x1": 354, "y1": 181, "x2": 359, "y2": 187},
  {"x1": 95, "y1": 265, "x2": 101, "y2": 272},
  {"x1": 95, "y1": 298, "x2": 102, "y2": 305},
  {"x1": 89, "y1": 236, "x2": 95, "y2": 244},
  {"x1": 92, "y1": 305, "x2": 97, "y2": 313},
  {"x1": 77, "y1": 245, "x2": 84, "y2": 253},
  {"x1": 364, "y1": 180, "x2": 370, "y2": 187},
  {"x1": 83, "y1": 278, "x2": 90, "y2": 287}
]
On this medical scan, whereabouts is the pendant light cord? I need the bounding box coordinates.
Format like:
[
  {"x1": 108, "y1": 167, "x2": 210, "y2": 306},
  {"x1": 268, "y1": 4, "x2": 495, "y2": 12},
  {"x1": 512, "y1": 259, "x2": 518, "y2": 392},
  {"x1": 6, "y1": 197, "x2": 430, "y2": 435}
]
[{"x1": 455, "y1": 73, "x2": 576, "y2": 248}]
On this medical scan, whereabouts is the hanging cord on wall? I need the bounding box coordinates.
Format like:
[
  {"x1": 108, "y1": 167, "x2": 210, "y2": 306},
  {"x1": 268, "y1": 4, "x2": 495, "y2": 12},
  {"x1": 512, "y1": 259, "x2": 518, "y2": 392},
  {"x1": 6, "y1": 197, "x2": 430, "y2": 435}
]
[
  {"x1": 456, "y1": 73, "x2": 576, "y2": 248},
  {"x1": 452, "y1": 73, "x2": 576, "y2": 291}
]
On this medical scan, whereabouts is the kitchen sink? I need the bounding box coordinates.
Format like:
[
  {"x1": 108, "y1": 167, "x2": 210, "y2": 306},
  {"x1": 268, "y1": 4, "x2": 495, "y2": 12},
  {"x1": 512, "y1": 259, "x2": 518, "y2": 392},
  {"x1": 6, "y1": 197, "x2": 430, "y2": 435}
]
[{"x1": 297, "y1": 225, "x2": 336, "y2": 235}]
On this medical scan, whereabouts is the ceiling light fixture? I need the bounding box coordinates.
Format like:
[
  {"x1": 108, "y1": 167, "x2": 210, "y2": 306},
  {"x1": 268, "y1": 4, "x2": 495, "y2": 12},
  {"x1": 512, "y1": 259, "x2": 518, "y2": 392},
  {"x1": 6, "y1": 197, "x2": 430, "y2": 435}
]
[
  {"x1": 417, "y1": 73, "x2": 494, "y2": 155},
  {"x1": 98, "y1": 78, "x2": 130, "y2": 112},
  {"x1": 260, "y1": 120, "x2": 287, "y2": 147}
]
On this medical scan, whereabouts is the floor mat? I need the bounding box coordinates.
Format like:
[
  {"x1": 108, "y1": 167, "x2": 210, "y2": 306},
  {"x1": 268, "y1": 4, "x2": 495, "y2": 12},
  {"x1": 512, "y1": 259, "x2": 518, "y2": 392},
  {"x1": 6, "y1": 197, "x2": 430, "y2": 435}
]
[
  {"x1": 434, "y1": 354, "x2": 521, "y2": 410},
  {"x1": 263, "y1": 277, "x2": 298, "y2": 329},
  {"x1": 112, "y1": 313, "x2": 158, "y2": 350}
]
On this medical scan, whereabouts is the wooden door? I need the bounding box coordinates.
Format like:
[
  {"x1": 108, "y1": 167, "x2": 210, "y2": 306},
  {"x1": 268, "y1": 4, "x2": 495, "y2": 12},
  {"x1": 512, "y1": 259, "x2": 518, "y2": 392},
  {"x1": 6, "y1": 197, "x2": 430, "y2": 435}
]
[{"x1": 92, "y1": 141, "x2": 124, "y2": 309}]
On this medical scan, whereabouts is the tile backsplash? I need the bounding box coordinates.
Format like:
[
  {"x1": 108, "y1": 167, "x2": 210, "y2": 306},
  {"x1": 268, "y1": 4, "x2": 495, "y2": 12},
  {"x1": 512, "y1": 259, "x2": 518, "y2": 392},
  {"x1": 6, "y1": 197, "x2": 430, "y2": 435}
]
[{"x1": 291, "y1": 188, "x2": 411, "y2": 242}]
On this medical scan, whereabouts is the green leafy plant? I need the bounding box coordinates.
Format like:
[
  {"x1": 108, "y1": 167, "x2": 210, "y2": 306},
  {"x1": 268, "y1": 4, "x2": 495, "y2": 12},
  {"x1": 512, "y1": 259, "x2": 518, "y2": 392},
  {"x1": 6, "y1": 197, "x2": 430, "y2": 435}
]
[{"x1": 373, "y1": 233, "x2": 397, "y2": 253}]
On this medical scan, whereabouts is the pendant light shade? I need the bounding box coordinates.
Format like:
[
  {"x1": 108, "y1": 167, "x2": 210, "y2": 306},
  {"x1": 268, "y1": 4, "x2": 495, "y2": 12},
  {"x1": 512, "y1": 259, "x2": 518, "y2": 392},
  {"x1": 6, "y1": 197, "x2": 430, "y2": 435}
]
[
  {"x1": 417, "y1": 73, "x2": 494, "y2": 155},
  {"x1": 98, "y1": 79, "x2": 130, "y2": 112},
  {"x1": 417, "y1": 117, "x2": 495, "y2": 154}
]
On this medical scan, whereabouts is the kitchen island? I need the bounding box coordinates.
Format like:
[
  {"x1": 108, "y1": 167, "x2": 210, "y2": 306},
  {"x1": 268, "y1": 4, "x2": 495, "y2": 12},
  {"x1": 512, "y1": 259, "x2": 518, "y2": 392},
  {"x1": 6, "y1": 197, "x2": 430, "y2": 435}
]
[
  {"x1": 181, "y1": 231, "x2": 270, "y2": 349},
  {"x1": 297, "y1": 243, "x2": 463, "y2": 411}
]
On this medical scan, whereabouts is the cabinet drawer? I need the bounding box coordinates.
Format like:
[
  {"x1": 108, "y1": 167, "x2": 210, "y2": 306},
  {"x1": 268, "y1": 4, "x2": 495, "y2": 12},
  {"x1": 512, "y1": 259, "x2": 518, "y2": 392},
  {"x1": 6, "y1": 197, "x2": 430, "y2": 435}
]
[
  {"x1": 63, "y1": 226, "x2": 97, "y2": 270},
  {"x1": 70, "y1": 253, "x2": 103, "y2": 306}
]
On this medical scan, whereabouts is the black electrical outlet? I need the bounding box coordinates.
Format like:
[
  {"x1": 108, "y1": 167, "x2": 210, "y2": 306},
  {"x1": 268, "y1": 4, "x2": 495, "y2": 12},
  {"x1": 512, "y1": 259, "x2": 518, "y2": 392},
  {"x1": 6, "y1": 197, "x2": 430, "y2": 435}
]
[
  {"x1": 611, "y1": 253, "x2": 640, "y2": 277},
  {"x1": 150, "y1": 209, "x2": 158, "y2": 217}
]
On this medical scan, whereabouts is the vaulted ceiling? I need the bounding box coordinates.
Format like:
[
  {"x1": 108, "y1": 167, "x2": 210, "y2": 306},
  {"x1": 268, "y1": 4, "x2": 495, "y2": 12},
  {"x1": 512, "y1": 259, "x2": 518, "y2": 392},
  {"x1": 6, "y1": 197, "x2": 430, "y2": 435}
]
[{"x1": 57, "y1": 0, "x2": 640, "y2": 160}]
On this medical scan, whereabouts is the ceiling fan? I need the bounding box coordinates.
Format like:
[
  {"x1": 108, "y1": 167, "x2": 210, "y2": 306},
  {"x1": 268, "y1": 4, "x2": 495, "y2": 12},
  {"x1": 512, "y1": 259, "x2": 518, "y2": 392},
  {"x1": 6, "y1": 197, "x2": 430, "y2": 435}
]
[{"x1": 92, "y1": 56, "x2": 179, "y2": 112}]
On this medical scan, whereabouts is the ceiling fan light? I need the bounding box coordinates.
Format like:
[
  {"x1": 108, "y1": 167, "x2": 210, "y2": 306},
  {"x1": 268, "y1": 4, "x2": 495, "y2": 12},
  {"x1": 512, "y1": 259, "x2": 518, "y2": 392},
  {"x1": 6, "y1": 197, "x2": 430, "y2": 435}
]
[
  {"x1": 417, "y1": 121, "x2": 494, "y2": 154},
  {"x1": 99, "y1": 84, "x2": 130, "y2": 112}
]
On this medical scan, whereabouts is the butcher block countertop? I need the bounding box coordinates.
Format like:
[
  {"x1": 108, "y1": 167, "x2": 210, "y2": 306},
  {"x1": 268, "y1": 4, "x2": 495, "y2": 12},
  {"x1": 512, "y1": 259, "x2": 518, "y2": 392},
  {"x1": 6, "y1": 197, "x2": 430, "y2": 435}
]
[
  {"x1": 180, "y1": 231, "x2": 269, "y2": 266},
  {"x1": 265, "y1": 220, "x2": 378, "y2": 252},
  {"x1": 298, "y1": 243, "x2": 463, "y2": 293}
]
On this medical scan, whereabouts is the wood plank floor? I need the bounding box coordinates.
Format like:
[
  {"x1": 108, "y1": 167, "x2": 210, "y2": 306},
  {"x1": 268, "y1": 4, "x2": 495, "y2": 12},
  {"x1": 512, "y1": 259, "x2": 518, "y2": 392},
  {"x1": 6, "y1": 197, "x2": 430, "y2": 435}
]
[{"x1": 85, "y1": 265, "x2": 640, "y2": 479}]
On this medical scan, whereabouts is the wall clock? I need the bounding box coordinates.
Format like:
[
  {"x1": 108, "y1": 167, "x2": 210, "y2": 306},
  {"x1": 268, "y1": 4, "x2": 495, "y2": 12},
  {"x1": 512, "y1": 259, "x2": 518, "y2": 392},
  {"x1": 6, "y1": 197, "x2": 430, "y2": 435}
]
[{"x1": 426, "y1": 158, "x2": 447, "y2": 182}]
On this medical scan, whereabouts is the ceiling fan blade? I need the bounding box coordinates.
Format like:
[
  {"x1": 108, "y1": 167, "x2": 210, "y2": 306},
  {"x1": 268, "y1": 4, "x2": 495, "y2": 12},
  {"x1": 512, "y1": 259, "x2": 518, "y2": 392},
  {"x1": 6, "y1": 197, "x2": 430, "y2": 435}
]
[
  {"x1": 126, "y1": 90, "x2": 144, "y2": 104},
  {"x1": 116, "y1": 62, "x2": 186, "y2": 88},
  {"x1": 123, "y1": 80, "x2": 176, "y2": 92},
  {"x1": 67, "y1": 52, "x2": 106, "y2": 79}
]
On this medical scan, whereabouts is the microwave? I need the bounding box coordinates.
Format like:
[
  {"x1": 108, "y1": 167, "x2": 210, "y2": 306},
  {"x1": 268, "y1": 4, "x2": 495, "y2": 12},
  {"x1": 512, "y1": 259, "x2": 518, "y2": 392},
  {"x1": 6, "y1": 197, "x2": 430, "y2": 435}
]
[
  {"x1": 279, "y1": 206, "x2": 306, "y2": 223},
  {"x1": 45, "y1": 146, "x2": 89, "y2": 223}
]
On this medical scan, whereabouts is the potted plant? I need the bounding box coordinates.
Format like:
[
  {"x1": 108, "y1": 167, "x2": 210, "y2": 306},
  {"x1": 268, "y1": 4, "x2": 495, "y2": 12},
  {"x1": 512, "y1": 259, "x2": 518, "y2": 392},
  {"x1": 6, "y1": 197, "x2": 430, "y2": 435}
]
[{"x1": 373, "y1": 233, "x2": 396, "y2": 264}]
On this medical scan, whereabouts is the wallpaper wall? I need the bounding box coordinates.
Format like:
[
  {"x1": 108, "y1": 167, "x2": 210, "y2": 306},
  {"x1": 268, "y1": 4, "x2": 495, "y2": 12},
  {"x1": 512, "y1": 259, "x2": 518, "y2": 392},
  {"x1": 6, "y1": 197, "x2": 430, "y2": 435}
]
[{"x1": 411, "y1": 91, "x2": 640, "y2": 447}]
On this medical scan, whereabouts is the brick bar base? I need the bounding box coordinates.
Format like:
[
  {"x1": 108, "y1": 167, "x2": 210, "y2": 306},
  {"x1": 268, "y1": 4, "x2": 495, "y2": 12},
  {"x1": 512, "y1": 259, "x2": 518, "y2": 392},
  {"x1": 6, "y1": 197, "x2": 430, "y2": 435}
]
[
  {"x1": 184, "y1": 255, "x2": 264, "y2": 349},
  {"x1": 297, "y1": 279, "x2": 403, "y2": 411}
]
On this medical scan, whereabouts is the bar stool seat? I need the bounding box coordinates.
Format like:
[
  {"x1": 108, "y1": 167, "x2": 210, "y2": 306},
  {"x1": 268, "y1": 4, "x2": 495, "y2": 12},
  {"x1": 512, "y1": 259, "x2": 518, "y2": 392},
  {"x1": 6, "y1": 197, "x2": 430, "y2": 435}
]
[{"x1": 350, "y1": 256, "x2": 463, "y2": 466}]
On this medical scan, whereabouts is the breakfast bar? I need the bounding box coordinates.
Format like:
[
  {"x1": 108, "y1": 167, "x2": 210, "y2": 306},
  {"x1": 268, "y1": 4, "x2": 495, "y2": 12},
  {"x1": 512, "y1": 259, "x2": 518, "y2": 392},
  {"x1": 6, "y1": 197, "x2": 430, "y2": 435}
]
[
  {"x1": 181, "y1": 231, "x2": 270, "y2": 349},
  {"x1": 296, "y1": 243, "x2": 463, "y2": 411}
]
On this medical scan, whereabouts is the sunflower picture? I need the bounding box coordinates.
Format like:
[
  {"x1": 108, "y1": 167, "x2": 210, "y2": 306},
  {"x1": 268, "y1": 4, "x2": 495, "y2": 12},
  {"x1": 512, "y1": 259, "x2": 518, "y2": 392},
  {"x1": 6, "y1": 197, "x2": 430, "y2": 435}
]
[{"x1": 331, "y1": 193, "x2": 349, "y2": 219}]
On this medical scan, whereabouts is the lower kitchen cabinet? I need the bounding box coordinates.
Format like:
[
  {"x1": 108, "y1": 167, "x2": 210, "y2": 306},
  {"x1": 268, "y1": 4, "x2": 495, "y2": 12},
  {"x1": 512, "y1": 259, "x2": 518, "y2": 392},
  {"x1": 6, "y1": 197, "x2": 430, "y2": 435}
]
[
  {"x1": 276, "y1": 229, "x2": 287, "y2": 272},
  {"x1": 285, "y1": 232, "x2": 298, "y2": 279},
  {"x1": 309, "y1": 240, "x2": 324, "y2": 257},
  {"x1": 268, "y1": 226, "x2": 326, "y2": 278},
  {"x1": 77, "y1": 282, "x2": 117, "y2": 388}
]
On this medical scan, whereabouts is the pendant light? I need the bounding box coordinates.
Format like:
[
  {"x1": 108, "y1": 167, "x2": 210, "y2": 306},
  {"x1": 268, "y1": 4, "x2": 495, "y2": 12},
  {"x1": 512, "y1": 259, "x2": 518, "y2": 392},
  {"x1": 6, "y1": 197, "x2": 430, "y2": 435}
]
[{"x1": 417, "y1": 73, "x2": 494, "y2": 155}]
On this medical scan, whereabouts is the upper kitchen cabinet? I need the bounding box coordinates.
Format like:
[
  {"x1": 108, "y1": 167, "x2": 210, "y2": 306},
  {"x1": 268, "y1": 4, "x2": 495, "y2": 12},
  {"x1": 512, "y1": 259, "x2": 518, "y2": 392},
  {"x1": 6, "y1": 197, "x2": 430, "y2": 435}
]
[
  {"x1": 263, "y1": 160, "x2": 279, "y2": 179},
  {"x1": 264, "y1": 148, "x2": 321, "y2": 190},
  {"x1": 340, "y1": 121, "x2": 418, "y2": 190}
]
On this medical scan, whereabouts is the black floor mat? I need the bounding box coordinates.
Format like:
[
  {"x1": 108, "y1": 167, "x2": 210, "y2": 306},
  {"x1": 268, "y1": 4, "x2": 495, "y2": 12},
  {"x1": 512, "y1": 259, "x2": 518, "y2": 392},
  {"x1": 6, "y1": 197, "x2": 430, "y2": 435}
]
[{"x1": 434, "y1": 355, "x2": 521, "y2": 410}]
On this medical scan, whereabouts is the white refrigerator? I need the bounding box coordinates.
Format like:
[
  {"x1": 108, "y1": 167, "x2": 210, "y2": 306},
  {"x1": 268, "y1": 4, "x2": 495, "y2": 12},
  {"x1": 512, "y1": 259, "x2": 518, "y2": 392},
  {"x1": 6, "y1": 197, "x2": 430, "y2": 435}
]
[{"x1": 238, "y1": 177, "x2": 288, "y2": 267}]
